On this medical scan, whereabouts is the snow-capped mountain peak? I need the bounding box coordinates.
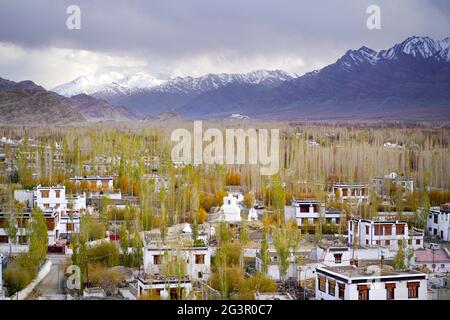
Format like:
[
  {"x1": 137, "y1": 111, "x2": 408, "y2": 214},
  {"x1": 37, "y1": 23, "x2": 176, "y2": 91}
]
[
  {"x1": 379, "y1": 36, "x2": 442, "y2": 60},
  {"x1": 339, "y1": 46, "x2": 379, "y2": 70},
  {"x1": 53, "y1": 69, "x2": 293, "y2": 97},
  {"x1": 52, "y1": 71, "x2": 165, "y2": 97}
]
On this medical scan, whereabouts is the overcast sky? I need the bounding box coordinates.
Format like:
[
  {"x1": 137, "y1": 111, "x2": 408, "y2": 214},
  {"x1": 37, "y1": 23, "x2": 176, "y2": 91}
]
[{"x1": 0, "y1": 0, "x2": 449, "y2": 88}]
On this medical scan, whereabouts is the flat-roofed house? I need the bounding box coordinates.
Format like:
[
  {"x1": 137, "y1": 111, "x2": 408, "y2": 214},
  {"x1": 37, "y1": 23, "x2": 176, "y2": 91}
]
[
  {"x1": 284, "y1": 199, "x2": 342, "y2": 231},
  {"x1": 412, "y1": 248, "x2": 450, "y2": 274},
  {"x1": 70, "y1": 176, "x2": 114, "y2": 191},
  {"x1": 427, "y1": 204, "x2": 450, "y2": 242},
  {"x1": 331, "y1": 183, "x2": 369, "y2": 204},
  {"x1": 315, "y1": 265, "x2": 428, "y2": 300},
  {"x1": 348, "y1": 219, "x2": 424, "y2": 250}
]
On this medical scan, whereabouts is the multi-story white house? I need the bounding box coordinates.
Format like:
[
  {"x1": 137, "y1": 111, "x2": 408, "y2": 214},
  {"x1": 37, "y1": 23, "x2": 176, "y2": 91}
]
[
  {"x1": 0, "y1": 207, "x2": 61, "y2": 246},
  {"x1": 348, "y1": 219, "x2": 424, "y2": 250},
  {"x1": 142, "y1": 246, "x2": 212, "y2": 282},
  {"x1": 34, "y1": 185, "x2": 67, "y2": 216},
  {"x1": 315, "y1": 265, "x2": 428, "y2": 300},
  {"x1": 427, "y1": 205, "x2": 450, "y2": 242},
  {"x1": 58, "y1": 194, "x2": 86, "y2": 241},
  {"x1": 284, "y1": 199, "x2": 342, "y2": 229},
  {"x1": 138, "y1": 245, "x2": 210, "y2": 299},
  {"x1": 331, "y1": 183, "x2": 369, "y2": 204}
]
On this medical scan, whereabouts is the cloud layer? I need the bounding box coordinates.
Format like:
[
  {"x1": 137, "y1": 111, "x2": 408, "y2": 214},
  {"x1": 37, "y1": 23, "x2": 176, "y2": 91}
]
[{"x1": 0, "y1": 0, "x2": 449, "y2": 88}]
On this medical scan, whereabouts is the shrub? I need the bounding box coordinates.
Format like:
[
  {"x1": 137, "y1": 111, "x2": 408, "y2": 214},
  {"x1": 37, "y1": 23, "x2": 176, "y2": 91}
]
[{"x1": 88, "y1": 264, "x2": 124, "y2": 295}]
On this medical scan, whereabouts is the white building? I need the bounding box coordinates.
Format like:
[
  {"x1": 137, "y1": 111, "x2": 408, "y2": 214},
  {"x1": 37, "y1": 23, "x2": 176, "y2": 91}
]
[
  {"x1": 284, "y1": 199, "x2": 342, "y2": 229},
  {"x1": 0, "y1": 207, "x2": 60, "y2": 246},
  {"x1": 331, "y1": 183, "x2": 369, "y2": 204},
  {"x1": 309, "y1": 246, "x2": 352, "y2": 267},
  {"x1": 34, "y1": 185, "x2": 67, "y2": 216},
  {"x1": 137, "y1": 275, "x2": 192, "y2": 299},
  {"x1": 315, "y1": 265, "x2": 428, "y2": 300},
  {"x1": 219, "y1": 194, "x2": 241, "y2": 223},
  {"x1": 255, "y1": 248, "x2": 307, "y2": 281},
  {"x1": 58, "y1": 194, "x2": 86, "y2": 241},
  {"x1": 142, "y1": 246, "x2": 211, "y2": 282},
  {"x1": 348, "y1": 219, "x2": 424, "y2": 250},
  {"x1": 59, "y1": 214, "x2": 80, "y2": 241},
  {"x1": 70, "y1": 176, "x2": 114, "y2": 191},
  {"x1": 427, "y1": 205, "x2": 450, "y2": 241},
  {"x1": 372, "y1": 172, "x2": 414, "y2": 199}
]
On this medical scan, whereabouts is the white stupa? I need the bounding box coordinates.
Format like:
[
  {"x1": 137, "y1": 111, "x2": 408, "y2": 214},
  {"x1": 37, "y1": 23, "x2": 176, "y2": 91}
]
[
  {"x1": 182, "y1": 223, "x2": 192, "y2": 234},
  {"x1": 219, "y1": 194, "x2": 242, "y2": 222},
  {"x1": 247, "y1": 208, "x2": 258, "y2": 221}
]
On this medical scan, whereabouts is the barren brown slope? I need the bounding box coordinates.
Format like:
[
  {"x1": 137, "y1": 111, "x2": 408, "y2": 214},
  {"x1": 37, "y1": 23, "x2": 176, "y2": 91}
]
[{"x1": 0, "y1": 89, "x2": 86, "y2": 125}]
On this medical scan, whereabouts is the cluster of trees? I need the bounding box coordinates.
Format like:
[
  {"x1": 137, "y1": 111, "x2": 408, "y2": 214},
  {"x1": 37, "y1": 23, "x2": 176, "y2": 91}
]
[
  {"x1": 3, "y1": 208, "x2": 49, "y2": 295},
  {"x1": 209, "y1": 221, "x2": 277, "y2": 299}
]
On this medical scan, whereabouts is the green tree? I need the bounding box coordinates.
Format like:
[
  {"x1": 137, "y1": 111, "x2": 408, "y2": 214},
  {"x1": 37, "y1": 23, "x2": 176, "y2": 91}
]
[
  {"x1": 27, "y1": 207, "x2": 49, "y2": 266},
  {"x1": 4, "y1": 186, "x2": 18, "y2": 257},
  {"x1": 260, "y1": 230, "x2": 269, "y2": 274},
  {"x1": 393, "y1": 240, "x2": 406, "y2": 270}
]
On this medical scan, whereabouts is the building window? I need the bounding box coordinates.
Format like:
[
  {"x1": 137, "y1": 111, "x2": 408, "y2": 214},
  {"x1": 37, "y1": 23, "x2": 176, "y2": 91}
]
[
  {"x1": 338, "y1": 283, "x2": 345, "y2": 299},
  {"x1": 153, "y1": 254, "x2": 161, "y2": 265},
  {"x1": 318, "y1": 275, "x2": 326, "y2": 292},
  {"x1": 374, "y1": 225, "x2": 382, "y2": 236},
  {"x1": 385, "y1": 225, "x2": 392, "y2": 235},
  {"x1": 357, "y1": 285, "x2": 370, "y2": 300},
  {"x1": 366, "y1": 226, "x2": 369, "y2": 235},
  {"x1": 416, "y1": 239, "x2": 421, "y2": 245},
  {"x1": 365, "y1": 239, "x2": 369, "y2": 245},
  {"x1": 18, "y1": 235, "x2": 28, "y2": 244},
  {"x1": 198, "y1": 272, "x2": 203, "y2": 279},
  {"x1": 434, "y1": 215, "x2": 438, "y2": 224},
  {"x1": 407, "y1": 282, "x2": 420, "y2": 299},
  {"x1": 385, "y1": 240, "x2": 390, "y2": 246},
  {"x1": 55, "y1": 190, "x2": 60, "y2": 198},
  {"x1": 195, "y1": 254, "x2": 205, "y2": 264},
  {"x1": 334, "y1": 253, "x2": 342, "y2": 264},
  {"x1": 328, "y1": 279, "x2": 336, "y2": 296},
  {"x1": 386, "y1": 283, "x2": 396, "y2": 300},
  {"x1": 67, "y1": 223, "x2": 73, "y2": 231},
  {"x1": 396, "y1": 224, "x2": 405, "y2": 235},
  {"x1": 0, "y1": 235, "x2": 8, "y2": 243},
  {"x1": 41, "y1": 190, "x2": 50, "y2": 198}
]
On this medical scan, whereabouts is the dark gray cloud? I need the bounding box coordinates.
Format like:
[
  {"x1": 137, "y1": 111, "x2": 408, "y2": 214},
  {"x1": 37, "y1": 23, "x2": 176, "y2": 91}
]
[{"x1": 0, "y1": 0, "x2": 449, "y2": 87}]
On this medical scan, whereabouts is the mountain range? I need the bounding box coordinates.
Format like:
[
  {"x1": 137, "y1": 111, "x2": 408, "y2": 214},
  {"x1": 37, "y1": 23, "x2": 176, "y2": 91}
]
[
  {"x1": 0, "y1": 78, "x2": 140, "y2": 124},
  {"x1": 1, "y1": 35, "x2": 450, "y2": 124},
  {"x1": 53, "y1": 69, "x2": 294, "y2": 115}
]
